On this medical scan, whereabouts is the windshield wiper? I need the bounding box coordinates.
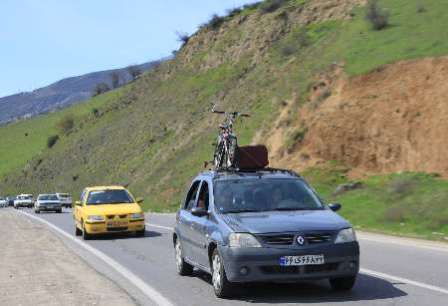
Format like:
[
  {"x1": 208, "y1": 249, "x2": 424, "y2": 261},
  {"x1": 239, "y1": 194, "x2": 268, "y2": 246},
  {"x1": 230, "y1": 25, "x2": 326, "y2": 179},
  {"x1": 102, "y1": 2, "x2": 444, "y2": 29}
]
[
  {"x1": 224, "y1": 209, "x2": 263, "y2": 214},
  {"x1": 273, "y1": 207, "x2": 319, "y2": 211}
]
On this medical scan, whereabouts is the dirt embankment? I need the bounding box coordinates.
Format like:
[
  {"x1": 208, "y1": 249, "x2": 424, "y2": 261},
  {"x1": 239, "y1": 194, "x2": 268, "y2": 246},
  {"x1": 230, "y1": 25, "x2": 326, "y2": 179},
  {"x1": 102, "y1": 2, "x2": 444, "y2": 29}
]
[
  {"x1": 0, "y1": 210, "x2": 135, "y2": 306},
  {"x1": 268, "y1": 57, "x2": 448, "y2": 177}
]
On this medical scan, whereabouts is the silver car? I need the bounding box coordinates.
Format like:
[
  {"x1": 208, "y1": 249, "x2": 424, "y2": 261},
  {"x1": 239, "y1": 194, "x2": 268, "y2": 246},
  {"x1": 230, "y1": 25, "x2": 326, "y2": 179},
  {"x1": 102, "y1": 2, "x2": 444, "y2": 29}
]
[{"x1": 35, "y1": 194, "x2": 62, "y2": 214}]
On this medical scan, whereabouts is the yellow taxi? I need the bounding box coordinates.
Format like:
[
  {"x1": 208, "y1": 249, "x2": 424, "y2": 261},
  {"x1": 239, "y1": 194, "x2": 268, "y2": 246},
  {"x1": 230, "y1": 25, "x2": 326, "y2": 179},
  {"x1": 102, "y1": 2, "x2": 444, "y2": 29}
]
[{"x1": 73, "y1": 186, "x2": 145, "y2": 239}]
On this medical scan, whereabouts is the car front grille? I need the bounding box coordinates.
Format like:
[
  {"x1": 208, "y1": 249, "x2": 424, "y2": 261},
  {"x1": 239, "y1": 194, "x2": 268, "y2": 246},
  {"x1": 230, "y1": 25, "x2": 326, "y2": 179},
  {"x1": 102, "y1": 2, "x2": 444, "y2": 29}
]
[
  {"x1": 260, "y1": 263, "x2": 339, "y2": 275},
  {"x1": 258, "y1": 232, "x2": 334, "y2": 246}
]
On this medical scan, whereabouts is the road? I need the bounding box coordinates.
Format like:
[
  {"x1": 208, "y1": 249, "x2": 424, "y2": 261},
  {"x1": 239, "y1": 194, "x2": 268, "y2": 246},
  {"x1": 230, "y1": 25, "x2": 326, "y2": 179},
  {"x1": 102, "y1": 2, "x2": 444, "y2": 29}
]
[{"x1": 12, "y1": 208, "x2": 448, "y2": 306}]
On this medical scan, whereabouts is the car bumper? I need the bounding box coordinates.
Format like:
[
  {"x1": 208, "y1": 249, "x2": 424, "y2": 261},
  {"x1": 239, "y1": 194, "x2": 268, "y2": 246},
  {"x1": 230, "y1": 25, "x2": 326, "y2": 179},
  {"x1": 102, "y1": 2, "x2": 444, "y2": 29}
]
[
  {"x1": 37, "y1": 205, "x2": 62, "y2": 211},
  {"x1": 219, "y1": 242, "x2": 359, "y2": 283},
  {"x1": 84, "y1": 220, "x2": 145, "y2": 234}
]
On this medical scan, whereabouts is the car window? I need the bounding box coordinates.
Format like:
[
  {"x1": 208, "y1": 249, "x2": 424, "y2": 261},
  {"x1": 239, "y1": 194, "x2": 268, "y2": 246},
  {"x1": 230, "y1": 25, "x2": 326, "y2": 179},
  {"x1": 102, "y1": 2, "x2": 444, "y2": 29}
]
[
  {"x1": 86, "y1": 189, "x2": 133, "y2": 205},
  {"x1": 197, "y1": 181, "x2": 210, "y2": 211},
  {"x1": 184, "y1": 181, "x2": 200, "y2": 211},
  {"x1": 214, "y1": 178, "x2": 324, "y2": 213}
]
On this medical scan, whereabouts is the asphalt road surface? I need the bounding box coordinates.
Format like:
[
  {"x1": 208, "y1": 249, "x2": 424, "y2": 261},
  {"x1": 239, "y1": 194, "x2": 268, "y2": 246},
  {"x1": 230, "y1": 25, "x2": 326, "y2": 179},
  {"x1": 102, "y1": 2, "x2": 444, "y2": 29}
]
[{"x1": 12, "y1": 208, "x2": 448, "y2": 306}]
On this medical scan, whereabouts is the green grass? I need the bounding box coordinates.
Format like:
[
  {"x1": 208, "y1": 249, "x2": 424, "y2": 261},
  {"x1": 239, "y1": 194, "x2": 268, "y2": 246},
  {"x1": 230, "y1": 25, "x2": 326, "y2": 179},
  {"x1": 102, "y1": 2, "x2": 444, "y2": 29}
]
[
  {"x1": 0, "y1": 90, "x2": 123, "y2": 180},
  {"x1": 303, "y1": 166, "x2": 448, "y2": 240}
]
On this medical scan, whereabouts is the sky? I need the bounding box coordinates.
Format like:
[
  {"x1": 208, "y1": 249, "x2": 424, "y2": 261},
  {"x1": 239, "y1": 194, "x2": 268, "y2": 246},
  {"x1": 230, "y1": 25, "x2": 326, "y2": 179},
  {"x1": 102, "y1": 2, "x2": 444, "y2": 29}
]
[{"x1": 0, "y1": 0, "x2": 259, "y2": 97}]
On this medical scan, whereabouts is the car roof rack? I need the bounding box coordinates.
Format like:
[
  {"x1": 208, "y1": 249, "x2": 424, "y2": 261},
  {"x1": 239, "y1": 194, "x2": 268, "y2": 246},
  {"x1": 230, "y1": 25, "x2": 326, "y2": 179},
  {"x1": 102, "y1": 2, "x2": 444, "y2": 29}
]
[{"x1": 213, "y1": 167, "x2": 301, "y2": 178}]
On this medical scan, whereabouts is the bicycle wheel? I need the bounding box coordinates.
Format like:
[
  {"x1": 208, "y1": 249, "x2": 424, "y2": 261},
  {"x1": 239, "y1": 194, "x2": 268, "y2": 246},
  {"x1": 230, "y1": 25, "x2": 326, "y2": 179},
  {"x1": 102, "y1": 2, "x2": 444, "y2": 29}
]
[
  {"x1": 214, "y1": 141, "x2": 225, "y2": 168},
  {"x1": 227, "y1": 137, "x2": 238, "y2": 168}
]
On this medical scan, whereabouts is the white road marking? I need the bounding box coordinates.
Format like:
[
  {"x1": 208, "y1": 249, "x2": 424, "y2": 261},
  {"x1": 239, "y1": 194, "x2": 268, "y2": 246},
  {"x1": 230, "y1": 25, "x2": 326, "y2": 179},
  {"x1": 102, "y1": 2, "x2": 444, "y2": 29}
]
[
  {"x1": 16, "y1": 210, "x2": 174, "y2": 306},
  {"x1": 146, "y1": 223, "x2": 174, "y2": 231},
  {"x1": 144, "y1": 222, "x2": 448, "y2": 295},
  {"x1": 361, "y1": 268, "x2": 448, "y2": 295}
]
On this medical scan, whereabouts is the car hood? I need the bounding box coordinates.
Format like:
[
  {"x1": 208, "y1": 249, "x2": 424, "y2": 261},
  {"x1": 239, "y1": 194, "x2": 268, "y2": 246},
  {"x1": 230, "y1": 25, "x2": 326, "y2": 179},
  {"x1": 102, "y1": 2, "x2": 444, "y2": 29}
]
[
  {"x1": 82, "y1": 203, "x2": 142, "y2": 215},
  {"x1": 221, "y1": 210, "x2": 351, "y2": 234}
]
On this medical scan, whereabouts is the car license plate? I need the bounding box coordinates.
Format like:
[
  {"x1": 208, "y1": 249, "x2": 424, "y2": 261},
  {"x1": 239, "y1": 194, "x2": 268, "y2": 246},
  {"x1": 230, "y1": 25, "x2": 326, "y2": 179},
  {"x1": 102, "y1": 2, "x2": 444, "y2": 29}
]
[
  {"x1": 280, "y1": 255, "x2": 325, "y2": 266},
  {"x1": 107, "y1": 221, "x2": 128, "y2": 227}
]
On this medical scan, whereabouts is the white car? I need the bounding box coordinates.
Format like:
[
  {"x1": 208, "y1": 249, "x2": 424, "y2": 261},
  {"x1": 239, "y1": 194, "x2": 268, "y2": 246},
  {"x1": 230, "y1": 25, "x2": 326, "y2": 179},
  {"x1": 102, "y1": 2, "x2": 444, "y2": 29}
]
[
  {"x1": 14, "y1": 194, "x2": 34, "y2": 209},
  {"x1": 0, "y1": 197, "x2": 8, "y2": 208},
  {"x1": 56, "y1": 193, "x2": 72, "y2": 208},
  {"x1": 35, "y1": 194, "x2": 62, "y2": 214}
]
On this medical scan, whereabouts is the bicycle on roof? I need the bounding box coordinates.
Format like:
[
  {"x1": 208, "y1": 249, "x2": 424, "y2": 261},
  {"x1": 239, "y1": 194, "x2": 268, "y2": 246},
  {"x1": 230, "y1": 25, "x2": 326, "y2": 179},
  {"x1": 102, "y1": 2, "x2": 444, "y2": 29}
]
[{"x1": 211, "y1": 105, "x2": 250, "y2": 169}]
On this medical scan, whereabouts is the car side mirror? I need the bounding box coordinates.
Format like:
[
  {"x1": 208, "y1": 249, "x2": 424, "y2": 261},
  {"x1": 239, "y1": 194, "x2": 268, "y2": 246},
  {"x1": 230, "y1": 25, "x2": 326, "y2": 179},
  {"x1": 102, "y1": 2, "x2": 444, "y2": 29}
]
[
  {"x1": 75, "y1": 201, "x2": 82, "y2": 206},
  {"x1": 191, "y1": 207, "x2": 208, "y2": 217},
  {"x1": 136, "y1": 197, "x2": 144, "y2": 204},
  {"x1": 328, "y1": 203, "x2": 342, "y2": 212}
]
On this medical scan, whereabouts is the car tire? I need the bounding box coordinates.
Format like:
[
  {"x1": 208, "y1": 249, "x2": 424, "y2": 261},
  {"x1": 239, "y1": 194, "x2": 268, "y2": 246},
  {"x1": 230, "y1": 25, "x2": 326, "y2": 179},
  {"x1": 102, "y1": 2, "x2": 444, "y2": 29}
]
[
  {"x1": 174, "y1": 238, "x2": 193, "y2": 276},
  {"x1": 75, "y1": 224, "x2": 82, "y2": 236},
  {"x1": 211, "y1": 248, "x2": 234, "y2": 298},
  {"x1": 35, "y1": 210, "x2": 40, "y2": 214},
  {"x1": 82, "y1": 222, "x2": 91, "y2": 240},
  {"x1": 57, "y1": 209, "x2": 62, "y2": 213},
  {"x1": 136, "y1": 229, "x2": 145, "y2": 237},
  {"x1": 329, "y1": 276, "x2": 357, "y2": 291}
]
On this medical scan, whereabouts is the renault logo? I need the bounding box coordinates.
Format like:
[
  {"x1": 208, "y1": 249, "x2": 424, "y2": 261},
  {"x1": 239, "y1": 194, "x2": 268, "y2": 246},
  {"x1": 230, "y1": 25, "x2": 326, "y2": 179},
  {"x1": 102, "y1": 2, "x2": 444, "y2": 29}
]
[{"x1": 296, "y1": 236, "x2": 305, "y2": 245}]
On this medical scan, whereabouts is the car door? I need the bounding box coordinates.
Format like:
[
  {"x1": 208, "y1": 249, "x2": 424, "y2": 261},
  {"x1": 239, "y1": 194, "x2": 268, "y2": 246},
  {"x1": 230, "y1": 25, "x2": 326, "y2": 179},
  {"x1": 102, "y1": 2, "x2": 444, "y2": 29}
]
[
  {"x1": 177, "y1": 181, "x2": 201, "y2": 261},
  {"x1": 189, "y1": 180, "x2": 212, "y2": 268}
]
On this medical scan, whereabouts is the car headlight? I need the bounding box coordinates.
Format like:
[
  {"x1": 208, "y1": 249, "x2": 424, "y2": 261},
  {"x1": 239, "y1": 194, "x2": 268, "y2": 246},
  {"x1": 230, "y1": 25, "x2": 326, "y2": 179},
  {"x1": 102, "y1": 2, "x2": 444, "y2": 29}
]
[
  {"x1": 87, "y1": 215, "x2": 105, "y2": 222},
  {"x1": 229, "y1": 233, "x2": 262, "y2": 248},
  {"x1": 130, "y1": 213, "x2": 144, "y2": 220},
  {"x1": 335, "y1": 228, "x2": 357, "y2": 244}
]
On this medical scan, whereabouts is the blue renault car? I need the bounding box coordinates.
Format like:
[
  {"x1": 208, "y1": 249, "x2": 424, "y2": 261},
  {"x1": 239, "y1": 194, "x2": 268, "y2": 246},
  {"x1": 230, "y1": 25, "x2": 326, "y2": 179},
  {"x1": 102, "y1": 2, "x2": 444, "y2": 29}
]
[{"x1": 173, "y1": 168, "x2": 359, "y2": 298}]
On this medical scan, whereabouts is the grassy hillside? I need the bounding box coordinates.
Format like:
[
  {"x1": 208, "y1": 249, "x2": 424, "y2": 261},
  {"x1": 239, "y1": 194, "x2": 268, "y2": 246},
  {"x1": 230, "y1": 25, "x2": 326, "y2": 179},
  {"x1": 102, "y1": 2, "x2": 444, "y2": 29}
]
[{"x1": 1, "y1": 0, "x2": 448, "y2": 239}]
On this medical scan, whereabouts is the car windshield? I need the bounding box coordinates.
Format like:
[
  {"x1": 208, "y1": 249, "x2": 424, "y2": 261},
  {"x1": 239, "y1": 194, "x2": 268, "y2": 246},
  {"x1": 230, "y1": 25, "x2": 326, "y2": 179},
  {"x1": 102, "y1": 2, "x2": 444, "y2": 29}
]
[
  {"x1": 38, "y1": 195, "x2": 58, "y2": 201},
  {"x1": 214, "y1": 178, "x2": 324, "y2": 213},
  {"x1": 87, "y1": 190, "x2": 133, "y2": 205}
]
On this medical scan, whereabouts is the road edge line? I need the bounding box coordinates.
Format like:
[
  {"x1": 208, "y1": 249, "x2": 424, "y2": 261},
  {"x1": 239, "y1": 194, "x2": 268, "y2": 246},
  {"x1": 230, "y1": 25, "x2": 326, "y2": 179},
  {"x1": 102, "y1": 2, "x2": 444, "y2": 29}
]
[
  {"x1": 16, "y1": 210, "x2": 174, "y2": 306},
  {"x1": 360, "y1": 268, "x2": 448, "y2": 295}
]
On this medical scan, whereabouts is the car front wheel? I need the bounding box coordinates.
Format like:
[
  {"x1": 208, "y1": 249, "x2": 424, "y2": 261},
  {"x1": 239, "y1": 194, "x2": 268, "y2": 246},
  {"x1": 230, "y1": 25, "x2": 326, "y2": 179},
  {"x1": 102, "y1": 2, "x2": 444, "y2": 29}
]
[
  {"x1": 329, "y1": 276, "x2": 357, "y2": 291},
  {"x1": 82, "y1": 222, "x2": 91, "y2": 240},
  {"x1": 175, "y1": 238, "x2": 193, "y2": 276},
  {"x1": 211, "y1": 249, "x2": 234, "y2": 298}
]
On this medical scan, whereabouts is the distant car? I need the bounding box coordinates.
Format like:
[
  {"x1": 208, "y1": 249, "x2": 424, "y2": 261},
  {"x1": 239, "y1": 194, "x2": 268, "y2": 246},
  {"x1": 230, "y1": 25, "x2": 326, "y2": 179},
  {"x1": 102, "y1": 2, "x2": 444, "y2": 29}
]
[
  {"x1": 14, "y1": 194, "x2": 34, "y2": 209},
  {"x1": 56, "y1": 193, "x2": 73, "y2": 208},
  {"x1": 73, "y1": 186, "x2": 145, "y2": 240},
  {"x1": 174, "y1": 169, "x2": 359, "y2": 298},
  {"x1": 7, "y1": 197, "x2": 15, "y2": 207},
  {"x1": 0, "y1": 197, "x2": 7, "y2": 208},
  {"x1": 35, "y1": 194, "x2": 62, "y2": 214}
]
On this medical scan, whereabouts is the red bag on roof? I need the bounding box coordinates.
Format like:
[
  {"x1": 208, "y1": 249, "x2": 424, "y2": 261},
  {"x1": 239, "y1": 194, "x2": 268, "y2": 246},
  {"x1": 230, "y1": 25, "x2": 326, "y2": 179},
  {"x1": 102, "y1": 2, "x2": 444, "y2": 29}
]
[{"x1": 236, "y1": 145, "x2": 269, "y2": 170}]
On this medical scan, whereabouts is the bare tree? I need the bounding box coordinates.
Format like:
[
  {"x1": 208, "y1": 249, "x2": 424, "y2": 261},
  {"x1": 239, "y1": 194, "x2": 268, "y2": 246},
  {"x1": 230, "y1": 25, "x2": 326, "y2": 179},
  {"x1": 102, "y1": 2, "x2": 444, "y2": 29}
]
[
  {"x1": 92, "y1": 82, "x2": 111, "y2": 97},
  {"x1": 127, "y1": 65, "x2": 142, "y2": 81},
  {"x1": 110, "y1": 72, "x2": 120, "y2": 89}
]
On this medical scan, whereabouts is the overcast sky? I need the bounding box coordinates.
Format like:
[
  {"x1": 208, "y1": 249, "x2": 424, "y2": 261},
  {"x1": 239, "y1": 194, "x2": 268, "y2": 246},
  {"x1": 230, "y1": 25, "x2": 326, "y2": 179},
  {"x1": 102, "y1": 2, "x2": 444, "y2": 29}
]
[{"x1": 0, "y1": 0, "x2": 258, "y2": 97}]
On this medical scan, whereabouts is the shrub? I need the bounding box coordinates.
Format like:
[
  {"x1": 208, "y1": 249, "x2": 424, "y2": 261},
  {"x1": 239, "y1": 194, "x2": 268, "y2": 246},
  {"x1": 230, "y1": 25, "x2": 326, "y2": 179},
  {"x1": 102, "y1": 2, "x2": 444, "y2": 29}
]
[
  {"x1": 92, "y1": 82, "x2": 111, "y2": 96},
  {"x1": 91, "y1": 108, "x2": 100, "y2": 118},
  {"x1": 176, "y1": 31, "x2": 190, "y2": 46},
  {"x1": 47, "y1": 135, "x2": 59, "y2": 148},
  {"x1": 208, "y1": 14, "x2": 225, "y2": 30},
  {"x1": 259, "y1": 0, "x2": 287, "y2": 14},
  {"x1": 365, "y1": 0, "x2": 389, "y2": 30},
  {"x1": 56, "y1": 115, "x2": 75, "y2": 135},
  {"x1": 127, "y1": 65, "x2": 142, "y2": 81},
  {"x1": 416, "y1": 4, "x2": 426, "y2": 13},
  {"x1": 384, "y1": 206, "x2": 406, "y2": 223},
  {"x1": 387, "y1": 177, "x2": 416, "y2": 196},
  {"x1": 227, "y1": 7, "x2": 242, "y2": 17}
]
